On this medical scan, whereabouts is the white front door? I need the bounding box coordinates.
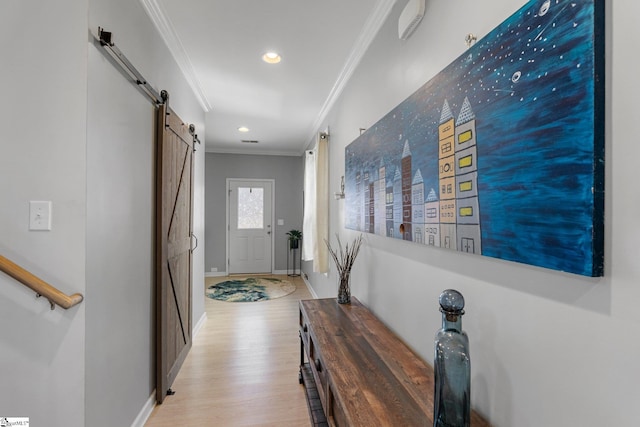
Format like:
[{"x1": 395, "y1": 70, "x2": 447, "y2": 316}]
[{"x1": 228, "y1": 179, "x2": 273, "y2": 274}]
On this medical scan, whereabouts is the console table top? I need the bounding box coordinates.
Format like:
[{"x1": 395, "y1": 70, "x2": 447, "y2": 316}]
[{"x1": 300, "y1": 297, "x2": 490, "y2": 427}]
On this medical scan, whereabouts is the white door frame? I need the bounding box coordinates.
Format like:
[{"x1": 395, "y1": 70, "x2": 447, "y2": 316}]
[{"x1": 226, "y1": 178, "x2": 276, "y2": 274}]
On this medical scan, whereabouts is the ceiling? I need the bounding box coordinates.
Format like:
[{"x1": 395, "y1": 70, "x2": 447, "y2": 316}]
[{"x1": 144, "y1": 0, "x2": 396, "y2": 156}]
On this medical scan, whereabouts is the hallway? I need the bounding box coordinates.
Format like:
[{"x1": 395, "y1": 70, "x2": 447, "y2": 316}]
[{"x1": 146, "y1": 275, "x2": 313, "y2": 426}]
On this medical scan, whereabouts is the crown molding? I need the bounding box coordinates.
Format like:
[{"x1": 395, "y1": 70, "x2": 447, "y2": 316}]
[
  {"x1": 306, "y1": 0, "x2": 397, "y2": 145},
  {"x1": 206, "y1": 147, "x2": 304, "y2": 157},
  {"x1": 139, "y1": 0, "x2": 212, "y2": 112}
]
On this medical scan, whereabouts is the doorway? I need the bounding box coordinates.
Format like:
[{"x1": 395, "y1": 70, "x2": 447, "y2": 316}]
[{"x1": 227, "y1": 179, "x2": 274, "y2": 274}]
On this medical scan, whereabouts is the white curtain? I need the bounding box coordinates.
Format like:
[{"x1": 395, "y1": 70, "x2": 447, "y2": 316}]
[
  {"x1": 302, "y1": 133, "x2": 329, "y2": 273},
  {"x1": 302, "y1": 150, "x2": 315, "y2": 261},
  {"x1": 314, "y1": 135, "x2": 329, "y2": 273}
]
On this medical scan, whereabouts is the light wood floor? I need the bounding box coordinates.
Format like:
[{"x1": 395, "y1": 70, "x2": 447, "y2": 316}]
[{"x1": 145, "y1": 275, "x2": 313, "y2": 427}]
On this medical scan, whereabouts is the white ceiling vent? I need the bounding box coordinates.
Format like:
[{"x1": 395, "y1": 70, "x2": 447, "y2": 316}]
[{"x1": 398, "y1": 0, "x2": 425, "y2": 40}]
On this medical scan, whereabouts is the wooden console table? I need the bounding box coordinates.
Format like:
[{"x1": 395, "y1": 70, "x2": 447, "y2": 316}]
[{"x1": 299, "y1": 297, "x2": 490, "y2": 427}]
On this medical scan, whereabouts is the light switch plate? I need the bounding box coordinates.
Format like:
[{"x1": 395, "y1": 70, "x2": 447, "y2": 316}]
[
  {"x1": 277, "y1": 219, "x2": 284, "y2": 226},
  {"x1": 29, "y1": 201, "x2": 52, "y2": 231}
]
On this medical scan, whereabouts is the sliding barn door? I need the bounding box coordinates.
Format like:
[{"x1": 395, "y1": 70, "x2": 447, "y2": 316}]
[{"x1": 156, "y1": 102, "x2": 193, "y2": 404}]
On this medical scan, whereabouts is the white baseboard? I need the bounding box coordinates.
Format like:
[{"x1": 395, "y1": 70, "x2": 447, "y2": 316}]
[
  {"x1": 302, "y1": 274, "x2": 319, "y2": 299},
  {"x1": 193, "y1": 312, "x2": 207, "y2": 338},
  {"x1": 131, "y1": 391, "x2": 155, "y2": 427},
  {"x1": 205, "y1": 271, "x2": 227, "y2": 277},
  {"x1": 206, "y1": 271, "x2": 303, "y2": 277}
]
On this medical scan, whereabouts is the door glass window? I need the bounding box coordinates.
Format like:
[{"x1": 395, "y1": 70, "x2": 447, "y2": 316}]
[{"x1": 237, "y1": 187, "x2": 264, "y2": 229}]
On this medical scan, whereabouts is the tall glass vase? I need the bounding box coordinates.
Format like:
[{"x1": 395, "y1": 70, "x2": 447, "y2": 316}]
[
  {"x1": 337, "y1": 271, "x2": 351, "y2": 304},
  {"x1": 433, "y1": 289, "x2": 470, "y2": 427}
]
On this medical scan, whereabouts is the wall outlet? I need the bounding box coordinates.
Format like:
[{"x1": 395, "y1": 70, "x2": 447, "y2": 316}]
[{"x1": 210, "y1": 267, "x2": 218, "y2": 272}]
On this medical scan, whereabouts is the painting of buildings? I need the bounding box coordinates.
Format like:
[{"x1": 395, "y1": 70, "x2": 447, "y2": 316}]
[{"x1": 344, "y1": 0, "x2": 604, "y2": 277}]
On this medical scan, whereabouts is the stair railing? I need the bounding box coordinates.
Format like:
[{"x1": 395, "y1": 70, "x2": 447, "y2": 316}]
[{"x1": 0, "y1": 255, "x2": 84, "y2": 310}]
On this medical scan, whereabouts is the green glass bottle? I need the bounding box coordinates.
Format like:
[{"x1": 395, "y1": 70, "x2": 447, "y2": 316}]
[{"x1": 434, "y1": 289, "x2": 470, "y2": 427}]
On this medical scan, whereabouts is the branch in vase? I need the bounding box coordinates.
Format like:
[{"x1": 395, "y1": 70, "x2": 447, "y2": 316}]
[{"x1": 324, "y1": 234, "x2": 363, "y2": 277}]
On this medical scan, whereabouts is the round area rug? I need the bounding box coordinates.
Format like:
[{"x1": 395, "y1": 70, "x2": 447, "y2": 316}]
[{"x1": 206, "y1": 277, "x2": 296, "y2": 302}]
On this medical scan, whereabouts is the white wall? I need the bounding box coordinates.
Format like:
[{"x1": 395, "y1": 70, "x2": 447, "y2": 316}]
[
  {"x1": 0, "y1": 1, "x2": 88, "y2": 426},
  {"x1": 86, "y1": 0, "x2": 206, "y2": 426},
  {"x1": 305, "y1": 0, "x2": 640, "y2": 425},
  {"x1": 0, "y1": 1, "x2": 205, "y2": 426}
]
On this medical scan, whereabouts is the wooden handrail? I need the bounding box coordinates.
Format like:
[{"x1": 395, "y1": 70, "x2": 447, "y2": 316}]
[{"x1": 0, "y1": 255, "x2": 84, "y2": 310}]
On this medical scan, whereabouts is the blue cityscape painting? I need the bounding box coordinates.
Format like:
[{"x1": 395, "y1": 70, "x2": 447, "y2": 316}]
[{"x1": 345, "y1": 0, "x2": 604, "y2": 276}]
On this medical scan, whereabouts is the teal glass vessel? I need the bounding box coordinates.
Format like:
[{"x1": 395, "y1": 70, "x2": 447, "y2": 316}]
[{"x1": 434, "y1": 289, "x2": 470, "y2": 427}]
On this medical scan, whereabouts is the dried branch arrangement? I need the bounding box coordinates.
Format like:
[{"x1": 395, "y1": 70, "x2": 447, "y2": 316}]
[
  {"x1": 324, "y1": 234, "x2": 363, "y2": 303},
  {"x1": 325, "y1": 234, "x2": 363, "y2": 275}
]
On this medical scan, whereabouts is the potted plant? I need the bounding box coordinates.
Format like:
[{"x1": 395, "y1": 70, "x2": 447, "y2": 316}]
[{"x1": 286, "y1": 229, "x2": 302, "y2": 249}]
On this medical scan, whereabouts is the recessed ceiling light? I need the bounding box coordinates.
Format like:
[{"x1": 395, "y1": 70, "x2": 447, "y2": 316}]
[
  {"x1": 238, "y1": 126, "x2": 250, "y2": 132},
  {"x1": 262, "y1": 52, "x2": 281, "y2": 64}
]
